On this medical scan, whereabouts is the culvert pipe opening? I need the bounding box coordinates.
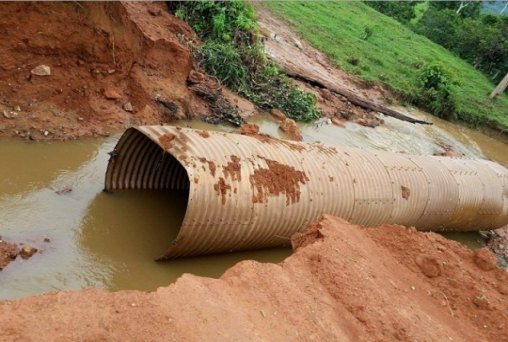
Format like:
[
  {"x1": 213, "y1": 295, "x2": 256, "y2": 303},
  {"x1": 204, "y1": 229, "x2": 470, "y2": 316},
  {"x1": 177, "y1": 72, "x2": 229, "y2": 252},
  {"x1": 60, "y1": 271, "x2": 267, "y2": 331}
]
[
  {"x1": 104, "y1": 127, "x2": 191, "y2": 259},
  {"x1": 105, "y1": 126, "x2": 508, "y2": 259}
]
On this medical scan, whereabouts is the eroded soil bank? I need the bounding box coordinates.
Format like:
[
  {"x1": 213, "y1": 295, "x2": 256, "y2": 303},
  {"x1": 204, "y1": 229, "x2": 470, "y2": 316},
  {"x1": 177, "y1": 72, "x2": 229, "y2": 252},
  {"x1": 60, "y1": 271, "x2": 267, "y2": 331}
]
[
  {"x1": 1, "y1": 215, "x2": 506, "y2": 341},
  {"x1": 0, "y1": 2, "x2": 255, "y2": 141}
]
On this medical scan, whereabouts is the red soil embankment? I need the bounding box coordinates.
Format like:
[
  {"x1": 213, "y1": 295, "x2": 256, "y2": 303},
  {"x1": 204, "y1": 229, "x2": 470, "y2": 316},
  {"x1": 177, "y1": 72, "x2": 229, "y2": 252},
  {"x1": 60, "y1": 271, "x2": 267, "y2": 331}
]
[
  {"x1": 1, "y1": 215, "x2": 506, "y2": 341},
  {"x1": 0, "y1": 2, "x2": 237, "y2": 141}
]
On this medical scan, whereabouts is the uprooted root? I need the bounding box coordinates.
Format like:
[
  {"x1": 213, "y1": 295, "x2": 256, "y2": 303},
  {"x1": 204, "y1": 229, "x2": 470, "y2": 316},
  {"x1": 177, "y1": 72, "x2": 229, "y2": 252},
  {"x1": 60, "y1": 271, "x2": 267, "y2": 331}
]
[{"x1": 188, "y1": 70, "x2": 245, "y2": 127}]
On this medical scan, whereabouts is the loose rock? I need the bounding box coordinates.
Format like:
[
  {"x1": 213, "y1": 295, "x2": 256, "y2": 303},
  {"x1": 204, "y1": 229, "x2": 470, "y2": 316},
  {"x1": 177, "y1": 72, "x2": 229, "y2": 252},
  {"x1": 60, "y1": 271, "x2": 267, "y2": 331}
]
[
  {"x1": 31, "y1": 64, "x2": 51, "y2": 76},
  {"x1": 279, "y1": 118, "x2": 303, "y2": 141},
  {"x1": 0, "y1": 240, "x2": 19, "y2": 270},
  {"x1": 123, "y1": 102, "x2": 133, "y2": 112},
  {"x1": 331, "y1": 117, "x2": 345, "y2": 128},
  {"x1": 473, "y1": 248, "x2": 496, "y2": 271},
  {"x1": 415, "y1": 255, "x2": 442, "y2": 278},
  {"x1": 19, "y1": 245, "x2": 37, "y2": 260},
  {"x1": 270, "y1": 108, "x2": 286, "y2": 121},
  {"x1": 2, "y1": 110, "x2": 18, "y2": 119},
  {"x1": 104, "y1": 89, "x2": 122, "y2": 100},
  {"x1": 240, "y1": 123, "x2": 260, "y2": 135}
]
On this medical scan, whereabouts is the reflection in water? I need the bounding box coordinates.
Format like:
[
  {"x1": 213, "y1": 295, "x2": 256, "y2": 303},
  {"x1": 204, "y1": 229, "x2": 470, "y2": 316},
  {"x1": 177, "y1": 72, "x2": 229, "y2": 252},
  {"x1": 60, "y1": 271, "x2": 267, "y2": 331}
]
[
  {"x1": 0, "y1": 138, "x2": 115, "y2": 299},
  {"x1": 80, "y1": 190, "x2": 290, "y2": 292},
  {"x1": 0, "y1": 137, "x2": 290, "y2": 299},
  {"x1": 0, "y1": 138, "x2": 101, "y2": 198}
]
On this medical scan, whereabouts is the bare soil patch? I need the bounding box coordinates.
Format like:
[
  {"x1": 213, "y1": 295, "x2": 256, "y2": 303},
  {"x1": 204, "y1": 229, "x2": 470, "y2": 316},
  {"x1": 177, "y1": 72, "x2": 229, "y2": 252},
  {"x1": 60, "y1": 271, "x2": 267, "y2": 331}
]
[
  {"x1": 1, "y1": 215, "x2": 507, "y2": 341},
  {"x1": 0, "y1": 2, "x2": 254, "y2": 141}
]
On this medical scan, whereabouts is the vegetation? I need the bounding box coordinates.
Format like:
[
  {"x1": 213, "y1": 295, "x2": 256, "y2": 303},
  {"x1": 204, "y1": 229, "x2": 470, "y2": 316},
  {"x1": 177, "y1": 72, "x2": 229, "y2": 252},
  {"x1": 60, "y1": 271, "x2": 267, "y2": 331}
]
[
  {"x1": 366, "y1": 1, "x2": 418, "y2": 23},
  {"x1": 263, "y1": 1, "x2": 508, "y2": 129},
  {"x1": 172, "y1": 1, "x2": 320, "y2": 122},
  {"x1": 412, "y1": 4, "x2": 508, "y2": 84}
]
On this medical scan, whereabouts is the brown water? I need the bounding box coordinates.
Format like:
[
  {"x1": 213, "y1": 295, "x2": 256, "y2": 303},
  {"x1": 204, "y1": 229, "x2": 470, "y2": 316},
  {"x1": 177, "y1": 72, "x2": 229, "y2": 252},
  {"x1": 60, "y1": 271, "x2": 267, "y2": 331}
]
[{"x1": 2, "y1": 111, "x2": 507, "y2": 299}]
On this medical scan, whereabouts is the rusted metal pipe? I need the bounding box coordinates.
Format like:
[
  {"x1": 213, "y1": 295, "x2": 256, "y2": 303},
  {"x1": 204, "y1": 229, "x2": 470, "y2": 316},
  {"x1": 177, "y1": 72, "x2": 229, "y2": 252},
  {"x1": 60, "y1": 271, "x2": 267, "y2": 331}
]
[{"x1": 105, "y1": 126, "x2": 508, "y2": 258}]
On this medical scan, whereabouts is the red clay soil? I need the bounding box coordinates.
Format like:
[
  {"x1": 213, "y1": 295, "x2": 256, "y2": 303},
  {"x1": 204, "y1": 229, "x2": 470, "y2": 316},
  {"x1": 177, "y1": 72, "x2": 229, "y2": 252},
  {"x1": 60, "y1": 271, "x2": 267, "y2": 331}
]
[
  {"x1": 0, "y1": 240, "x2": 19, "y2": 270},
  {"x1": 2, "y1": 215, "x2": 506, "y2": 341},
  {"x1": 0, "y1": 2, "x2": 253, "y2": 141},
  {"x1": 239, "y1": 123, "x2": 260, "y2": 135},
  {"x1": 250, "y1": 158, "x2": 309, "y2": 205}
]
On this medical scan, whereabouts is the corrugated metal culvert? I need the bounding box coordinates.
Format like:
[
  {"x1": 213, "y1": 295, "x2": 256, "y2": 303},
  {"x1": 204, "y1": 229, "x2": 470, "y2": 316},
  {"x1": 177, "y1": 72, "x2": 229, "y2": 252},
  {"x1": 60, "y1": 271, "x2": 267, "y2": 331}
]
[{"x1": 105, "y1": 126, "x2": 508, "y2": 258}]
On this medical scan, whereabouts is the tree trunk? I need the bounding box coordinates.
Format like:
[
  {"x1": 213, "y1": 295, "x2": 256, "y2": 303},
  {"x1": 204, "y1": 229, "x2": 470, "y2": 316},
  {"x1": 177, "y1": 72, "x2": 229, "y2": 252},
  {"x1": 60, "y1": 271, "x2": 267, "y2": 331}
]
[
  {"x1": 456, "y1": 1, "x2": 469, "y2": 14},
  {"x1": 490, "y1": 72, "x2": 508, "y2": 99},
  {"x1": 501, "y1": 2, "x2": 508, "y2": 14}
]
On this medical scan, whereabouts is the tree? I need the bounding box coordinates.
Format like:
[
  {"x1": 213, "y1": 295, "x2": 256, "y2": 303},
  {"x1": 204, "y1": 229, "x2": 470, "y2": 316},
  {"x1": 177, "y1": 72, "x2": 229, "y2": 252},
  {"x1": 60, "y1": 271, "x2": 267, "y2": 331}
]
[
  {"x1": 365, "y1": 1, "x2": 419, "y2": 23},
  {"x1": 501, "y1": 1, "x2": 508, "y2": 14},
  {"x1": 429, "y1": 0, "x2": 481, "y2": 18},
  {"x1": 414, "y1": 8, "x2": 460, "y2": 48}
]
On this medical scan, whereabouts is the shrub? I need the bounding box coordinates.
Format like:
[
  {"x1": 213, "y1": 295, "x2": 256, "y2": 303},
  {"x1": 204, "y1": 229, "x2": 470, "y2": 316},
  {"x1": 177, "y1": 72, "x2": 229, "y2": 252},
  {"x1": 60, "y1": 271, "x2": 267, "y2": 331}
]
[
  {"x1": 172, "y1": 0, "x2": 321, "y2": 122},
  {"x1": 415, "y1": 64, "x2": 458, "y2": 119}
]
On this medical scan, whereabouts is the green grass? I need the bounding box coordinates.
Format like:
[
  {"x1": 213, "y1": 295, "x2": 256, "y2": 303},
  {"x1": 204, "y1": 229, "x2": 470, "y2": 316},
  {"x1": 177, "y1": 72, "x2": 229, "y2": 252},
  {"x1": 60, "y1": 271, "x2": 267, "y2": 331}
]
[{"x1": 263, "y1": 1, "x2": 508, "y2": 130}]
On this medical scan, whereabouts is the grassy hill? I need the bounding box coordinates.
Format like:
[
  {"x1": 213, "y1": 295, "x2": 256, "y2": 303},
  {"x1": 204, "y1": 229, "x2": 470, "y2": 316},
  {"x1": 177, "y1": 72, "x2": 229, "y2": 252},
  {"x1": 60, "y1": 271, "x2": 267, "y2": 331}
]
[{"x1": 263, "y1": 1, "x2": 508, "y2": 130}]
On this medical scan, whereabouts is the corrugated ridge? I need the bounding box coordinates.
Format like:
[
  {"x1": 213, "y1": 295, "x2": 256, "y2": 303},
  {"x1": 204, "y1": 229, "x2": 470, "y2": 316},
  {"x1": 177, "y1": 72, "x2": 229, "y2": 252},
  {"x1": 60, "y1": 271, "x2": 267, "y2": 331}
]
[{"x1": 105, "y1": 126, "x2": 508, "y2": 258}]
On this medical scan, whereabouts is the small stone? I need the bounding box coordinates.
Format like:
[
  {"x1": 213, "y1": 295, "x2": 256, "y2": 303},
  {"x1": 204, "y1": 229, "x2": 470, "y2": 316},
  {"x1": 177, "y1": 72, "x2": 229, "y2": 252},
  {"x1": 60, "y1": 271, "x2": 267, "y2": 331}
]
[
  {"x1": 44, "y1": 131, "x2": 49, "y2": 136},
  {"x1": 104, "y1": 89, "x2": 122, "y2": 100},
  {"x1": 292, "y1": 38, "x2": 303, "y2": 50},
  {"x1": 279, "y1": 118, "x2": 303, "y2": 141},
  {"x1": 31, "y1": 65, "x2": 51, "y2": 76},
  {"x1": 270, "y1": 108, "x2": 286, "y2": 121},
  {"x1": 123, "y1": 102, "x2": 133, "y2": 112},
  {"x1": 240, "y1": 123, "x2": 260, "y2": 135},
  {"x1": 55, "y1": 187, "x2": 72, "y2": 195},
  {"x1": 19, "y1": 245, "x2": 37, "y2": 259},
  {"x1": 415, "y1": 255, "x2": 442, "y2": 278},
  {"x1": 331, "y1": 117, "x2": 345, "y2": 128},
  {"x1": 148, "y1": 8, "x2": 161, "y2": 16},
  {"x1": 473, "y1": 248, "x2": 496, "y2": 271},
  {"x1": 43, "y1": 238, "x2": 50, "y2": 243},
  {"x1": 320, "y1": 88, "x2": 333, "y2": 101},
  {"x1": 441, "y1": 149, "x2": 457, "y2": 158},
  {"x1": 107, "y1": 69, "x2": 116, "y2": 74},
  {"x1": 77, "y1": 116, "x2": 84, "y2": 121},
  {"x1": 13, "y1": 105, "x2": 21, "y2": 112},
  {"x1": 3, "y1": 110, "x2": 18, "y2": 119}
]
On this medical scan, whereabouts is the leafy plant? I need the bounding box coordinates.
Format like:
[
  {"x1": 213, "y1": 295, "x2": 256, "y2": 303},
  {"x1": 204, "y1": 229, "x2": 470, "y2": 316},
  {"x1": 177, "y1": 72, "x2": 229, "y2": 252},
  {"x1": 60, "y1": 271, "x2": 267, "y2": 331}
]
[
  {"x1": 415, "y1": 64, "x2": 458, "y2": 118},
  {"x1": 172, "y1": 1, "x2": 320, "y2": 122},
  {"x1": 196, "y1": 41, "x2": 249, "y2": 91}
]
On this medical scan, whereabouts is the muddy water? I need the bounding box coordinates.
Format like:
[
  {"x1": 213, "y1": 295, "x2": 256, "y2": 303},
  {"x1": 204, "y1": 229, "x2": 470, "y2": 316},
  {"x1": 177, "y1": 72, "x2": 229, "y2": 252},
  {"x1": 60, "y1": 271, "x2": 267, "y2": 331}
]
[
  {"x1": 0, "y1": 138, "x2": 290, "y2": 299},
  {"x1": 2, "y1": 111, "x2": 507, "y2": 299}
]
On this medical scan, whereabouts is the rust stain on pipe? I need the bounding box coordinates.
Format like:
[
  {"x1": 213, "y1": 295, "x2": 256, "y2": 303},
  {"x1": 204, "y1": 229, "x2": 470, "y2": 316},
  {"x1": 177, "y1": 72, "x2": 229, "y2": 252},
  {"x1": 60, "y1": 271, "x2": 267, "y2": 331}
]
[{"x1": 105, "y1": 126, "x2": 508, "y2": 258}]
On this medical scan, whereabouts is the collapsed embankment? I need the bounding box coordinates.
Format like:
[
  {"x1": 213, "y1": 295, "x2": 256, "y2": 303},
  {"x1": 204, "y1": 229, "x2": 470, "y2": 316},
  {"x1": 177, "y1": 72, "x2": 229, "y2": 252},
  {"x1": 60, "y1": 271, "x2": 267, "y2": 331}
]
[
  {"x1": 1, "y1": 215, "x2": 506, "y2": 341},
  {"x1": 0, "y1": 2, "x2": 255, "y2": 141}
]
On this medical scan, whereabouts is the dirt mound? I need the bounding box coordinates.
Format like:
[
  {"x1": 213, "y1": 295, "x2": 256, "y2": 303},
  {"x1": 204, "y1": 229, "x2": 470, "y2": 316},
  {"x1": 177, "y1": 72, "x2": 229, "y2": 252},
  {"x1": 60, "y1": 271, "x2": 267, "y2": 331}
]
[
  {"x1": 0, "y1": 239, "x2": 39, "y2": 271},
  {"x1": 1, "y1": 215, "x2": 506, "y2": 341},
  {"x1": 0, "y1": 2, "x2": 251, "y2": 140},
  {"x1": 0, "y1": 240, "x2": 19, "y2": 270}
]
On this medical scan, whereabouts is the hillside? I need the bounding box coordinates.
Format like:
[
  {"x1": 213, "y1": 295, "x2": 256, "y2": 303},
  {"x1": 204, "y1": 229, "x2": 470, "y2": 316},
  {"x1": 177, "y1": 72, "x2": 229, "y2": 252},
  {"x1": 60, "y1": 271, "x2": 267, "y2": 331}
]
[{"x1": 263, "y1": 1, "x2": 508, "y2": 131}]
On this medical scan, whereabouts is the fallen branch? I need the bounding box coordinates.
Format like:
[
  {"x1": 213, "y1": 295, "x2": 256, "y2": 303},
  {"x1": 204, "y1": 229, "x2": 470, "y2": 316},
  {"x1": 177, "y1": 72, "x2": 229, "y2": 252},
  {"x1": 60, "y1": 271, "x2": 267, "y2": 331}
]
[{"x1": 286, "y1": 71, "x2": 433, "y2": 125}]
